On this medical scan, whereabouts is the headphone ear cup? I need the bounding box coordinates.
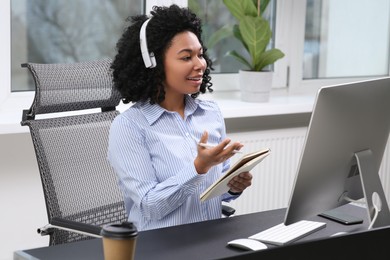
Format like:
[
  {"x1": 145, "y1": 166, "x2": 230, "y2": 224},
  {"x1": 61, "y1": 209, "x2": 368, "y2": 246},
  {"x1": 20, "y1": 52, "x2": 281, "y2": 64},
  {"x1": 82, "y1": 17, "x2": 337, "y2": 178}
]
[{"x1": 140, "y1": 18, "x2": 156, "y2": 68}]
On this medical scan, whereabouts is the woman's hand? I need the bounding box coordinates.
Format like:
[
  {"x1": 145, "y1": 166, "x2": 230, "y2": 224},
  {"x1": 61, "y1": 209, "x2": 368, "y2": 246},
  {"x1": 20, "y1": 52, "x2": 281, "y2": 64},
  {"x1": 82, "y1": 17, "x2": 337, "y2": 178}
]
[
  {"x1": 227, "y1": 171, "x2": 253, "y2": 194},
  {"x1": 194, "y1": 131, "x2": 243, "y2": 174}
]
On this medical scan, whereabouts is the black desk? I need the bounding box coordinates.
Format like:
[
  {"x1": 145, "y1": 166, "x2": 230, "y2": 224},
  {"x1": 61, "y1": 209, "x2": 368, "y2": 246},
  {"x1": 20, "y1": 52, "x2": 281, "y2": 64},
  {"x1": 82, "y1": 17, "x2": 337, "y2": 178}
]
[{"x1": 14, "y1": 204, "x2": 390, "y2": 260}]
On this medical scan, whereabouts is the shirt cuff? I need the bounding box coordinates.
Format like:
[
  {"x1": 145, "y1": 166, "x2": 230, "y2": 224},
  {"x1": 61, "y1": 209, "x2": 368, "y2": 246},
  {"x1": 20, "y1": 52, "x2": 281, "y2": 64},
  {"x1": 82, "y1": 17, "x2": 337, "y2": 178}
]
[{"x1": 228, "y1": 190, "x2": 242, "y2": 196}]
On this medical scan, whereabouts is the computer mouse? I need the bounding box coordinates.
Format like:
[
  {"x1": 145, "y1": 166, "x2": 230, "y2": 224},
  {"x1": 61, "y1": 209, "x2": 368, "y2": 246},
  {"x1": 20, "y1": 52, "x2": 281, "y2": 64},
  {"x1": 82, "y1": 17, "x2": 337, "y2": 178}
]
[{"x1": 227, "y1": 238, "x2": 268, "y2": 251}]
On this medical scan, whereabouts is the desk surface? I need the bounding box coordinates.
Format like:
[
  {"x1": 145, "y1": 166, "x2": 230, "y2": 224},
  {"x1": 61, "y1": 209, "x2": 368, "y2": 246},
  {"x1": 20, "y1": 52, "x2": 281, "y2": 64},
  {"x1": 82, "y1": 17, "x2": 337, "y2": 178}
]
[{"x1": 14, "y1": 204, "x2": 390, "y2": 260}]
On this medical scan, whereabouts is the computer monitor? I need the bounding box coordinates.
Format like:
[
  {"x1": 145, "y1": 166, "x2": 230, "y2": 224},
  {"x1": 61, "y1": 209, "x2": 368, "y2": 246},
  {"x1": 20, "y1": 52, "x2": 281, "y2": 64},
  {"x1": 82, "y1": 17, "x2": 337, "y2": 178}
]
[{"x1": 284, "y1": 77, "x2": 390, "y2": 229}]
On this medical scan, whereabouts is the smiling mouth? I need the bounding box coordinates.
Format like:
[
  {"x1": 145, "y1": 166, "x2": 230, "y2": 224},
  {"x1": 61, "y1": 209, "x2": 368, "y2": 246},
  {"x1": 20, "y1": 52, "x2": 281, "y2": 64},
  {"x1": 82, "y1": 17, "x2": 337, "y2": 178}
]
[{"x1": 187, "y1": 77, "x2": 202, "y2": 81}]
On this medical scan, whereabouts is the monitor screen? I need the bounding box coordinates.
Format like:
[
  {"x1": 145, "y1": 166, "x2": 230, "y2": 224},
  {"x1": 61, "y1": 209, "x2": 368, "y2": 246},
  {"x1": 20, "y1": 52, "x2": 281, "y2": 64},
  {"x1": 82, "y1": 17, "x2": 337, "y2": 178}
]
[{"x1": 284, "y1": 77, "x2": 390, "y2": 229}]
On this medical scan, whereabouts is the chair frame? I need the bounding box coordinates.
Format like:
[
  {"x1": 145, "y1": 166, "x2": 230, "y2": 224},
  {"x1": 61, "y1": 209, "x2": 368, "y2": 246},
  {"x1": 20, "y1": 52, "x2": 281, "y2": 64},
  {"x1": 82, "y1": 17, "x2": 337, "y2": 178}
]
[{"x1": 21, "y1": 59, "x2": 127, "y2": 245}]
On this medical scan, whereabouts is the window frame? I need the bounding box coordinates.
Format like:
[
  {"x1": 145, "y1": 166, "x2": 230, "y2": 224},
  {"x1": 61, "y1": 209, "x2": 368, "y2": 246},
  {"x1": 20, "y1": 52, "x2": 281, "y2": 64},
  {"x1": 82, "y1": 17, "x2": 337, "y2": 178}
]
[{"x1": 286, "y1": 0, "x2": 390, "y2": 94}]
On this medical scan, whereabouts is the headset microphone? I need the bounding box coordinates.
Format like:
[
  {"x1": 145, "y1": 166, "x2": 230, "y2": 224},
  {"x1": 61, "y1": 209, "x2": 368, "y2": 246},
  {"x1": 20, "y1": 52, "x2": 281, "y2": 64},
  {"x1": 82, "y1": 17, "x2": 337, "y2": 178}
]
[{"x1": 140, "y1": 18, "x2": 156, "y2": 68}]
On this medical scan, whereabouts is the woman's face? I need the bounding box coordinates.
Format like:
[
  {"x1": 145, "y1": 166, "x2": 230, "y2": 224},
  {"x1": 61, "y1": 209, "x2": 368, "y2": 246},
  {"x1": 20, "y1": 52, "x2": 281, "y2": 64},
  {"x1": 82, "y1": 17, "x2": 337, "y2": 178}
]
[{"x1": 163, "y1": 31, "x2": 207, "y2": 97}]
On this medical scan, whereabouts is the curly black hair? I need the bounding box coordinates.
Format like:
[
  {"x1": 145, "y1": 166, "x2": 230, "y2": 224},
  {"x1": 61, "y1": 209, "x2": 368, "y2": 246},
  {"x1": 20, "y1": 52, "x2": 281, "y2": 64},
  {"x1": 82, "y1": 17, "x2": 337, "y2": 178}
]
[{"x1": 111, "y1": 4, "x2": 213, "y2": 104}]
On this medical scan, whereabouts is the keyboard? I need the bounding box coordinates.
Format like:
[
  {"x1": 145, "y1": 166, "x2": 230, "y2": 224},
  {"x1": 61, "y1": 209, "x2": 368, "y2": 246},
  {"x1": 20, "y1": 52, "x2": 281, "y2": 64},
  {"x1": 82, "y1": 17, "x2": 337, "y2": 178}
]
[{"x1": 248, "y1": 220, "x2": 326, "y2": 246}]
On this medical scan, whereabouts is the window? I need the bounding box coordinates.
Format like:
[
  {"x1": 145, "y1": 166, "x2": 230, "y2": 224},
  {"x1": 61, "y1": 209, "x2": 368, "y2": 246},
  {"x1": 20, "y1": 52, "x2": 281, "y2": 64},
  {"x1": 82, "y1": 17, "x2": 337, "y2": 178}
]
[
  {"x1": 288, "y1": 0, "x2": 390, "y2": 92},
  {"x1": 2, "y1": 0, "x2": 390, "y2": 103},
  {"x1": 11, "y1": 0, "x2": 143, "y2": 92},
  {"x1": 303, "y1": 0, "x2": 390, "y2": 80}
]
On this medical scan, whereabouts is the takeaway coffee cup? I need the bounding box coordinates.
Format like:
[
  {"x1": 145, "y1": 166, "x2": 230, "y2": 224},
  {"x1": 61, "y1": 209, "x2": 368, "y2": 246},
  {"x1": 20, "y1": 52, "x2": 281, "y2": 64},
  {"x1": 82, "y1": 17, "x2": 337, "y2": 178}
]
[{"x1": 101, "y1": 222, "x2": 138, "y2": 260}]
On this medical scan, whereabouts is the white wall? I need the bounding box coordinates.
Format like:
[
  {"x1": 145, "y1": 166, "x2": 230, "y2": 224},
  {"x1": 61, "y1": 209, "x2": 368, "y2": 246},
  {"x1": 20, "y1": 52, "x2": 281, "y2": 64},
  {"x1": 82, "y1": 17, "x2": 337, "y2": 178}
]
[
  {"x1": 0, "y1": 0, "x2": 10, "y2": 106},
  {"x1": 0, "y1": 2, "x2": 51, "y2": 259},
  {"x1": 0, "y1": 133, "x2": 48, "y2": 260}
]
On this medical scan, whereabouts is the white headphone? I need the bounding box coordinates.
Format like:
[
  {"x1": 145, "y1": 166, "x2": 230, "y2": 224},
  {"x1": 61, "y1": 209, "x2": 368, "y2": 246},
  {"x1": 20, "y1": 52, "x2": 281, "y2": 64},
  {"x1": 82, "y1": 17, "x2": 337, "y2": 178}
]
[{"x1": 140, "y1": 18, "x2": 156, "y2": 68}]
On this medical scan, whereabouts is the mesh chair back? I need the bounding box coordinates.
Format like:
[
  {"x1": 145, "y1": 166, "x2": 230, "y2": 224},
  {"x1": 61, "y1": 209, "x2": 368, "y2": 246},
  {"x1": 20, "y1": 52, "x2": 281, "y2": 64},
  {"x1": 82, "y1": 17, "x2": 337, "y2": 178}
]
[{"x1": 21, "y1": 59, "x2": 127, "y2": 245}]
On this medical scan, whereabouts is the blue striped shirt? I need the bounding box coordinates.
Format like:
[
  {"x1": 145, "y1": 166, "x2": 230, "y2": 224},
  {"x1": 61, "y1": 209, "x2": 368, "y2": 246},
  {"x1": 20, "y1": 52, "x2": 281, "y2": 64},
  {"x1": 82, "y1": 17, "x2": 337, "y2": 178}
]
[{"x1": 108, "y1": 95, "x2": 237, "y2": 231}]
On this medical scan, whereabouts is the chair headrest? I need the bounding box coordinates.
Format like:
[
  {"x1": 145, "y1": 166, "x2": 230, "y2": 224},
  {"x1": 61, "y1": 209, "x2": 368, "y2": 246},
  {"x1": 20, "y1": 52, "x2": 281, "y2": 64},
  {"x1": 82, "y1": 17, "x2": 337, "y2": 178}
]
[{"x1": 22, "y1": 59, "x2": 121, "y2": 117}]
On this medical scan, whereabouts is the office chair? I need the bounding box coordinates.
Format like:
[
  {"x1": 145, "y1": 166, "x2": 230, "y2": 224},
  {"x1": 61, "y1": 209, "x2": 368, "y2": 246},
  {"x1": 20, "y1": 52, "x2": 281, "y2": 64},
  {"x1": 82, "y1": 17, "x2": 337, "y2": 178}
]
[
  {"x1": 21, "y1": 58, "x2": 235, "y2": 246},
  {"x1": 20, "y1": 59, "x2": 127, "y2": 245}
]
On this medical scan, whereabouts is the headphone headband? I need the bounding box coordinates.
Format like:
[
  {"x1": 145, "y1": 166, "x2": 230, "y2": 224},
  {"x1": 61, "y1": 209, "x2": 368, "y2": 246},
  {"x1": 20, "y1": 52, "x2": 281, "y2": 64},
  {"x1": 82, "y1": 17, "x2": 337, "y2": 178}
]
[{"x1": 140, "y1": 18, "x2": 156, "y2": 68}]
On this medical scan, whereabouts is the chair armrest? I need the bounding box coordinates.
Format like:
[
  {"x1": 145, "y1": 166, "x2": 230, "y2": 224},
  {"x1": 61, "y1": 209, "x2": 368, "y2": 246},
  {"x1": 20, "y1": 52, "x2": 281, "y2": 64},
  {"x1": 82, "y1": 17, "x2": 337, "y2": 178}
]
[
  {"x1": 39, "y1": 210, "x2": 235, "y2": 238},
  {"x1": 222, "y1": 205, "x2": 236, "y2": 217},
  {"x1": 38, "y1": 218, "x2": 102, "y2": 238}
]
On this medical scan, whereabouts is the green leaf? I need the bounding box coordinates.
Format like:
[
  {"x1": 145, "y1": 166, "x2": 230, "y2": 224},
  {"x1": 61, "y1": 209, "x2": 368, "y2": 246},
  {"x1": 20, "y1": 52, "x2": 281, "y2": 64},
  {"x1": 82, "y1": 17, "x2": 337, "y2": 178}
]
[
  {"x1": 223, "y1": 0, "x2": 257, "y2": 21},
  {"x1": 221, "y1": 0, "x2": 286, "y2": 72},
  {"x1": 232, "y1": 24, "x2": 249, "y2": 52},
  {"x1": 226, "y1": 50, "x2": 253, "y2": 70},
  {"x1": 255, "y1": 49, "x2": 285, "y2": 71},
  {"x1": 239, "y1": 16, "x2": 271, "y2": 69},
  {"x1": 232, "y1": 24, "x2": 243, "y2": 42},
  {"x1": 207, "y1": 25, "x2": 233, "y2": 49}
]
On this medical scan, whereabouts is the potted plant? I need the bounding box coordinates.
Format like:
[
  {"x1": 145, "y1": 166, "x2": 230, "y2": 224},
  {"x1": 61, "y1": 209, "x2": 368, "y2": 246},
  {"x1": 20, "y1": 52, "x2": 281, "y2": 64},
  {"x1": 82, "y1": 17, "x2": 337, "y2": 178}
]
[{"x1": 222, "y1": 0, "x2": 285, "y2": 102}]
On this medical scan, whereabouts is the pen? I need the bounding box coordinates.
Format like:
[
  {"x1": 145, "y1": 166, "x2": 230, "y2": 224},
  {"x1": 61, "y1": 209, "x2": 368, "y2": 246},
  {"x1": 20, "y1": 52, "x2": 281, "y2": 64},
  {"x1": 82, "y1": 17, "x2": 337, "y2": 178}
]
[{"x1": 198, "y1": 143, "x2": 242, "y2": 154}]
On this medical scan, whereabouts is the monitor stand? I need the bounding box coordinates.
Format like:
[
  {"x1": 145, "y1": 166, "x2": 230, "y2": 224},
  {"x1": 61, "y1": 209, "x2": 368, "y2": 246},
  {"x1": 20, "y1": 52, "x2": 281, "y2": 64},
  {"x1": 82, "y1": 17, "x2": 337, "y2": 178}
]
[{"x1": 355, "y1": 149, "x2": 390, "y2": 228}]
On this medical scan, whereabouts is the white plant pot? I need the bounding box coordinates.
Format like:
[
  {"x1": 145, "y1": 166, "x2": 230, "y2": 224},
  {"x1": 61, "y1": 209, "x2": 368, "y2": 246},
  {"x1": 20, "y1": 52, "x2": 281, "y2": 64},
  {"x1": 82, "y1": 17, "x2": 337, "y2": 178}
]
[{"x1": 239, "y1": 70, "x2": 273, "y2": 103}]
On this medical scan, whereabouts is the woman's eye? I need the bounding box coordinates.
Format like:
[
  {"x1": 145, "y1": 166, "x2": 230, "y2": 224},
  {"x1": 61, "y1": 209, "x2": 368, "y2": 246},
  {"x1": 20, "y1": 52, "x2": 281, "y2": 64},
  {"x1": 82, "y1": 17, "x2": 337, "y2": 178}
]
[{"x1": 180, "y1": 54, "x2": 204, "y2": 61}]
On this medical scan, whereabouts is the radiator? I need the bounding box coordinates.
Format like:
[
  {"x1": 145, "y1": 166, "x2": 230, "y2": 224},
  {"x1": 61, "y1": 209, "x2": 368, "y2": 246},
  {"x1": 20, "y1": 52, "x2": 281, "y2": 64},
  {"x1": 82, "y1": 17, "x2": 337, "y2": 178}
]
[{"x1": 226, "y1": 127, "x2": 390, "y2": 216}]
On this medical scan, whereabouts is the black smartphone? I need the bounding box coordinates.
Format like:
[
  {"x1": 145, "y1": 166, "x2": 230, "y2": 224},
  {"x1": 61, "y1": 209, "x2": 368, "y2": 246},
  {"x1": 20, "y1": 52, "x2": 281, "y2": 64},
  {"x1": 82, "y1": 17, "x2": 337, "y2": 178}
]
[{"x1": 319, "y1": 209, "x2": 363, "y2": 225}]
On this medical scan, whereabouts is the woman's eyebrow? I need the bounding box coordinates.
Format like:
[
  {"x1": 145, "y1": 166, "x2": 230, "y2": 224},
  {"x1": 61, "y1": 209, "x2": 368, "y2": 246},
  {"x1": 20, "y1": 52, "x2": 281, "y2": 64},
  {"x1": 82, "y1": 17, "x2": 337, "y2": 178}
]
[{"x1": 177, "y1": 47, "x2": 203, "y2": 54}]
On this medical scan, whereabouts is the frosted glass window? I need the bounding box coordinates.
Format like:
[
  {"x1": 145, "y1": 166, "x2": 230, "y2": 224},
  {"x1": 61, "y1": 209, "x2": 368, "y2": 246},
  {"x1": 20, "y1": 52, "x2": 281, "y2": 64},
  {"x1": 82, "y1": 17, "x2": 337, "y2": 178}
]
[{"x1": 304, "y1": 0, "x2": 390, "y2": 79}]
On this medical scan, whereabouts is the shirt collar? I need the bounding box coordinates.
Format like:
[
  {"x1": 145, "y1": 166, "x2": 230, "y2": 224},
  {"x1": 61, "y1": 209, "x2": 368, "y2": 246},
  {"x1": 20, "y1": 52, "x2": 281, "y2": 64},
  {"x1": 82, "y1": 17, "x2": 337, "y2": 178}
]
[{"x1": 141, "y1": 95, "x2": 205, "y2": 125}]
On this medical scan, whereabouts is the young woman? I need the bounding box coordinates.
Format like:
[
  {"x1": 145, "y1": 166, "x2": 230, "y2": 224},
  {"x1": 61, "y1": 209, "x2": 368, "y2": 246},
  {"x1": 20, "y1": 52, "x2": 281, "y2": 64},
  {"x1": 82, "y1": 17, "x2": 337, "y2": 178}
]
[{"x1": 108, "y1": 4, "x2": 252, "y2": 231}]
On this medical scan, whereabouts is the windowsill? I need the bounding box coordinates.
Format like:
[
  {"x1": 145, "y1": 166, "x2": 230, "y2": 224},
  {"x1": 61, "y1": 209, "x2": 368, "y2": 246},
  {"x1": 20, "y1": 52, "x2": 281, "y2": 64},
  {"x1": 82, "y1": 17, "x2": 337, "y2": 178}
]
[
  {"x1": 0, "y1": 89, "x2": 316, "y2": 135},
  {"x1": 201, "y1": 89, "x2": 315, "y2": 118}
]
